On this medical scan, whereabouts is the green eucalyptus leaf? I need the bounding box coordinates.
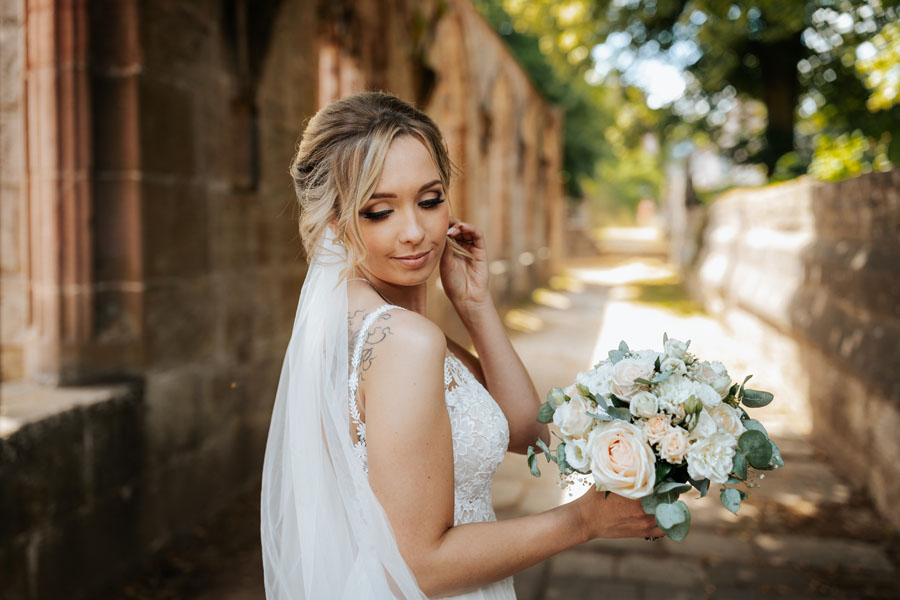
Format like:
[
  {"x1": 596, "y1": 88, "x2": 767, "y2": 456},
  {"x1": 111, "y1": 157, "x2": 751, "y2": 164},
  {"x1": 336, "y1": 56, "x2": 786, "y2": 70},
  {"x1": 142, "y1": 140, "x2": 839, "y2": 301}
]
[
  {"x1": 641, "y1": 493, "x2": 660, "y2": 515},
  {"x1": 742, "y1": 419, "x2": 768, "y2": 437},
  {"x1": 655, "y1": 501, "x2": 691, "y2": 541},
  {"x1": 732, "y1": 452, "x2": 748, "y2": 480},
  {"x1": 556, "y1": 444, "x2": 571, "y2": 474},
  {"x1": 739, "y1": 430, "x2": 773, "y2": 468},
  {"x1": 654, "y1": 355, "x2": 662, "y2": 372},
  {"x1": 586, "y1": 410, "x2": 612, "y2": 421},
  {"x1": 536, "y1": 438, "x2": 553, "y2": 462},
  {"x1": 768, "y1": 441, "x2": 785, "y2": 469},
  {"x1": 726, "y1": 476, "x2": 742, "y2": 484},
  {"x1": 609, "y1": 349, "x2": 626, "y2": 364},
  {"x1": 742, "y1": 389, "x2": 774, "y2": 408},
  {"x1": 608, "y1": 407, "x2": 632, "y2": 421},
  {"x1": 655, "y1": 481, "x2": 692, "y2": 495},
  {"x1": 526, "y1": 447, "x2": 541, "y2": 478},
  {"x1": 618, "y1": 340, "x2": 630, "y2": 353},
  {"x1": 687, "y1": 475, "x2": 710, "y2": 498},
  {"x1": 633, "y1": 377, "x2": 653, "y2": 386},
  {"x1": 651, "y1": 370, "x2": 673, "y2": 383},
  {"x1": 654, "y1": 462, "x2": 673, "y2": 486},
  {"x1": 663, "y1": 332, "x2": 669, "y2": 344},
  {"x1": 609, "y1": 394, "x2": 629, "y2": 409},
  {"x1": 720, "y1": 488, "x2": 742, "y2": 515},
  {"x1": 536, "y1": 401, "x2": 555, "y2": 424}
]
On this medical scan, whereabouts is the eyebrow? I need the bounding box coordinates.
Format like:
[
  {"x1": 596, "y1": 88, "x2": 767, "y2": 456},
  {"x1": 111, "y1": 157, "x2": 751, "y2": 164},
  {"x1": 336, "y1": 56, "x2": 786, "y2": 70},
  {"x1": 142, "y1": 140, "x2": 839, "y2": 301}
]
[{"x1": 370, "y1": 179, "x2": 442, "y2": 199}]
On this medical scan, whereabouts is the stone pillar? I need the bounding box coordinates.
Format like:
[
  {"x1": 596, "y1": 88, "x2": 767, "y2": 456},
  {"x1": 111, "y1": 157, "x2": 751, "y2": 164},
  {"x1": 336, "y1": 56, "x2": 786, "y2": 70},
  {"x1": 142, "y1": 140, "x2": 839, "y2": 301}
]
[{"x1": 24, "y1": 0, "x2": 93, "y2": 384}]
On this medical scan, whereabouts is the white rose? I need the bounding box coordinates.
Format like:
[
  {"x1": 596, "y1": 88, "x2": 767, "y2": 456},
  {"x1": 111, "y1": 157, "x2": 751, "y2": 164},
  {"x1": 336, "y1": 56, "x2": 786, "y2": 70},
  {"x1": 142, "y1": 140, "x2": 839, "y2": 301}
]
[
  {"x1": 688, "y1": 410, "x2": 717, "y2": 441},
  {"x1": 709, "y1": 404, "x2": 746, "y2": 437},
  {"x1": 576, "y1": 363, "x2": 613, "y2": 400},
  {"x1": 659, "y1": 427, "x2": 689, "y2": 464},
  {"x1": 587, "y1": 421, "x2": 656, "y2": 499},
  {"x1": 634, "y1": 349, "x2": 663, "y2": 365},
  {"x1": 565, "y1": 438, "x2": 590, "y2": 470},
  {"x1": 629, "y1": 391, "x2": 659, "y2": 419},
  {"x1": 552, "y1": 394, "x2": 594, "y2": 438},
  {"x1": 664, "y1": 337, "x2": 688, "y2": 359},
  {"x1": 643, "y1": 414, "x2": 671, "y2": 445},
  {"x1": 610, "y1": 358, "x2": 653, "y2": 399},
  {"x1": 686, "y1": 432, "x2": 738, "y2": 483},
  {"x1": 691, "y1": 381, "x2": 722, "y2": 410},
  {"x1": 660, "y1": 356, "x2": 687, "y2": 375}
]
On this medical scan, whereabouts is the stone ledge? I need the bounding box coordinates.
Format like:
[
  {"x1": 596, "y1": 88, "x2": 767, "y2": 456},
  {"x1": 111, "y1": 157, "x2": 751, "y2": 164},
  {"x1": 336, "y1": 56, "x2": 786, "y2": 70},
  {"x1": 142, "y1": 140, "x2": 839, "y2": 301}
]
[{"x1": 1, "y1": 380, "x2": 138, "y2": 439}]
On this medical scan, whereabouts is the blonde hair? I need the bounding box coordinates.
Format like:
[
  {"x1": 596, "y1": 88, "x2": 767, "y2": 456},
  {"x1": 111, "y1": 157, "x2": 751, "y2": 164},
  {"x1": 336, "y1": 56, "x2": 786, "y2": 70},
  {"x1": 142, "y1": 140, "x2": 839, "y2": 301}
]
[{"x1": 290, "y1": 91, "x2": 472, "y2": 278}]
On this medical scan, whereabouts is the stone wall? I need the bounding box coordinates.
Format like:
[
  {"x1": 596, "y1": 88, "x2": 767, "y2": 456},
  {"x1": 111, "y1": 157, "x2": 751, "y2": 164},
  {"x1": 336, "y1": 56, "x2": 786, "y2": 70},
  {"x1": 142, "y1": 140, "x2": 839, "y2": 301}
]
[
  {"x1": 0, "y1": 1, "x2": 565, "y2": 598},
  {"x1": 691, "y1": 169, "x2": 900, "y2": 532},
  {"x1": 1, "y1": 0, "x2": 26, "y2": 381}
]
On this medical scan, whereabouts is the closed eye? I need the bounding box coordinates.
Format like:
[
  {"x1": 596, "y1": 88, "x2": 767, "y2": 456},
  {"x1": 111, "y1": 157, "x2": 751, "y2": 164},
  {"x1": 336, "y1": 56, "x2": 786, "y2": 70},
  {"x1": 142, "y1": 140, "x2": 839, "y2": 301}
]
[{"x1": 360, "y1": 195, "x2": 444, "y2": 220}]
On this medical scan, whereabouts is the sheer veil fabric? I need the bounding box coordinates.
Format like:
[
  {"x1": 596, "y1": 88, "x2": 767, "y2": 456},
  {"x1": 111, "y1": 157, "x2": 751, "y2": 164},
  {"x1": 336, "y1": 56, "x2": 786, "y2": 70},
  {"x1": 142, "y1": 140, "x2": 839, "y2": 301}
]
[{"x1": 260, "y1": 229, "x2": 427, "y2": 599}]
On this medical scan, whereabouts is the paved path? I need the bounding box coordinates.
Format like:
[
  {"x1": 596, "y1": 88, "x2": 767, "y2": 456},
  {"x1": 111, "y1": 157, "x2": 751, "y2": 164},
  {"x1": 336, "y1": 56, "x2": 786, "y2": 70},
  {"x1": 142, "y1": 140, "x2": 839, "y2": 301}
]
[
  {"x1": 106, "y1": 254, "x2": 900, "y2": 599},
  {"x1": 499, "y1": 256, "x2": 900, "y2": 600}
]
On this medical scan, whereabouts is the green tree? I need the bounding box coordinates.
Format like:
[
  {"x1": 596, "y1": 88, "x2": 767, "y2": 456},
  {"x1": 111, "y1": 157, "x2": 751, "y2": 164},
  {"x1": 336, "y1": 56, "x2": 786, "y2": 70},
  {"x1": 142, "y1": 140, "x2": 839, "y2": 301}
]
[{"x1": 591, "y1": 0, "x2": 900, "y2": 177}]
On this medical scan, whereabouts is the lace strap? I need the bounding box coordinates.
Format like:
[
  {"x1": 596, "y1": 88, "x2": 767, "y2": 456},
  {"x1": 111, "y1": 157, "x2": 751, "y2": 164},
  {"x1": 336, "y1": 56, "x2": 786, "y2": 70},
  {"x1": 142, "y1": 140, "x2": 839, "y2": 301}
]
[{"x1": 348, "y1": 304, "x2": 406, "y2": 434}]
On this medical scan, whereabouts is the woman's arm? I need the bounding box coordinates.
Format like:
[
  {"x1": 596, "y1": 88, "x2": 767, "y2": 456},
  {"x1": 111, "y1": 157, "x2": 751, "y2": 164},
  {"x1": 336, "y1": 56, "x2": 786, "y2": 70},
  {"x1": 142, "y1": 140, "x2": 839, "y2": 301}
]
[
  {"x1": 454, "y1": 300, "x2": 548, "y2": 453},
  {"x1": 440, "y1": 220, "x2": 548, "y2": 453},
  {"x1": 364, "y1": 311, "x2": 662, "y2": 598}
]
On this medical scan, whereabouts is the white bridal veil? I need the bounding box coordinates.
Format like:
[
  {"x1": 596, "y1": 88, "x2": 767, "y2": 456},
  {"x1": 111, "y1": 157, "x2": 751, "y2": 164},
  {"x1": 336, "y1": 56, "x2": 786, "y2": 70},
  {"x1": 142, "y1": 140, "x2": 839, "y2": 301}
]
[{"x1": 260, "y1": 229, "x2": 427, "y2": 599}]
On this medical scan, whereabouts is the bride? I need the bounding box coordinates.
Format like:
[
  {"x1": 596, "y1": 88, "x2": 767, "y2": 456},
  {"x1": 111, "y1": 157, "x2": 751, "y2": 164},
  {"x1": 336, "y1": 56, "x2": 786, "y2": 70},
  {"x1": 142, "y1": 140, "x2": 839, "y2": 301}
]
[{"x1": 260, "y1": 91, "x2": 663, "y2": 599}]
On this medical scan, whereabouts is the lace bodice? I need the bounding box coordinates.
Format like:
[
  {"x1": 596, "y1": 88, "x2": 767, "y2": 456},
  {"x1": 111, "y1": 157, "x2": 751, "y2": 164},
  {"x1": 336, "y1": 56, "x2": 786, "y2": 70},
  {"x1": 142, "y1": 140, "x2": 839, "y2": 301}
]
[{"x1": 348, "y1": 304, "x2": 511, "y2": 526}]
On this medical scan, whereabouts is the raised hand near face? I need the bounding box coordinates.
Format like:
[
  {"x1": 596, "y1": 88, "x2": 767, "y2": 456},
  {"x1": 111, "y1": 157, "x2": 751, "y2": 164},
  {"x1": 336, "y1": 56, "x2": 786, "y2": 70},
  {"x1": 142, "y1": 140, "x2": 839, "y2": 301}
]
[{"x1": 440, "y1": 218, "x2": 490, "y2": 315}]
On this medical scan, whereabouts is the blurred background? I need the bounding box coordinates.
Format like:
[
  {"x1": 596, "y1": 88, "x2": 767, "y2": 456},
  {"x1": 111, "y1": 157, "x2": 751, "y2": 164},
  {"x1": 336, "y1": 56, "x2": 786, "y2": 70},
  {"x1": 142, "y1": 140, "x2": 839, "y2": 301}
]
[{"x1": 1, "y1": 0, "x2": 898, "y2": 598}]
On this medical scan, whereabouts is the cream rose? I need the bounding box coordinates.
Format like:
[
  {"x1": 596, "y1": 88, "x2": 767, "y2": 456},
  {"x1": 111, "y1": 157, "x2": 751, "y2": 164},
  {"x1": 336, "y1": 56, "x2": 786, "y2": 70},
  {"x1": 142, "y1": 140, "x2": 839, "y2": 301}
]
[
  {"x1": 565, "y1": 438, "x2": 590, "y2": 470},
  {"x1": 610, "y1": 358, "x2": 653, "y2": 399},
  {"x1": 659, "y1": 427, "x2": 689, "y2": 464},
  {"x1": 587, "y1": 421, "x2": 656, "y2": 499},
  {"x1": 576, "y1": 363, "x2": 613, "y2": 400},
  {"x1": 686, "y1": 432, "x2": 738, "y2": 483},
  {"x1": 664, "y1": 337, "x2": 688, "y2": 359},
  {"x1": 629, "y1": 391, "x2": 659, "y2": 419},
  {"x1": 643, "y1": 414, "x2": 670, "y2": 445},
  {"x1": 709, "y1": 403, "x2": 746, "y2": 437},
  {"x1": 660, "y1": 356, "x2": 687, "y2": 375},
  {"x1": 693, "y1": 361, "x2": 732, "y2": 397},
  {"x1": 552, "y1": 394, "x2": 594, "y2": 438},
  {"x1": 688, "y1": 410, "x2": 718, "y2": 441}
]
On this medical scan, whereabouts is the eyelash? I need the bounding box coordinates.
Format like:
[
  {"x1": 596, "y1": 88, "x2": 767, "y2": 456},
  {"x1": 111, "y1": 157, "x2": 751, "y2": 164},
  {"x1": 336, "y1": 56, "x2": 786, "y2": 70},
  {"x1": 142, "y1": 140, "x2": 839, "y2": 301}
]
[{"x1": 360, "y1": 195, "x2": 445, "y2": 221}]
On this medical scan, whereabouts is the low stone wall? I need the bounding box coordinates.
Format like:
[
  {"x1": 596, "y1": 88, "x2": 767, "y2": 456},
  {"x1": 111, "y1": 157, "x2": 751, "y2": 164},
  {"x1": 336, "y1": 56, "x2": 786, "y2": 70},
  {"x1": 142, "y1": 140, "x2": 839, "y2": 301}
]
[{"x1": 691, "y1": 169, "x2": 900, "y2": 532}]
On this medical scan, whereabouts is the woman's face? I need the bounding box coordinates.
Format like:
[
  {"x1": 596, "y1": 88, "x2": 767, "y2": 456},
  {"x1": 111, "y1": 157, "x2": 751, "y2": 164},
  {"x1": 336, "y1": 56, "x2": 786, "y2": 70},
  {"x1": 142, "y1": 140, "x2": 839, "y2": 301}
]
[{"x1": 356, "y1": 134, "x2": 449, "y2": 287}]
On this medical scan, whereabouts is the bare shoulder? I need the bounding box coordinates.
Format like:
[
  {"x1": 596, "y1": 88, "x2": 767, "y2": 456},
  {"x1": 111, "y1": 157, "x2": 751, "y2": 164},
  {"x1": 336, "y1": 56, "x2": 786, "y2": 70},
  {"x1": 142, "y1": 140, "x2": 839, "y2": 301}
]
[{"x1": 352, "y1": 306, "x2": 447, "y2": 409}]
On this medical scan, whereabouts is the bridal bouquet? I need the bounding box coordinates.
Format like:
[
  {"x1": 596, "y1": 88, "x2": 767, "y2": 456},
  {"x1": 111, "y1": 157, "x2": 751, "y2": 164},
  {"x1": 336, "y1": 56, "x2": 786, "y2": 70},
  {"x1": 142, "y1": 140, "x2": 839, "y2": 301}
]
[{"x1": 527, "y1": 335, "x2": 783, "y2": 541}]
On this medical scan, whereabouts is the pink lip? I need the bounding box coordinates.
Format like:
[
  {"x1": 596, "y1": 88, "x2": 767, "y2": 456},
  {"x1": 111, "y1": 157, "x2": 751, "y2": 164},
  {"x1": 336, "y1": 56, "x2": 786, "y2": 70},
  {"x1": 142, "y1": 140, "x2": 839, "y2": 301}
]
[{"x1": 393, "y1": 250, "x2": 430, "y2": 268}]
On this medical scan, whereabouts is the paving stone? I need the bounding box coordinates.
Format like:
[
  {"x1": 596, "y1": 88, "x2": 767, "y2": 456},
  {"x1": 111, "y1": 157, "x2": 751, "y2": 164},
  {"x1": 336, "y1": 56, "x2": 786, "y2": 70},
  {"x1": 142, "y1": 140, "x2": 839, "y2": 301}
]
[
  {"x1": 617, "y1": 555, "x2": 707, "y2": 587},
  {"x1": 660, "y1": 530, "x2": 755, "y2": 563},
  {"x1": 544, "y1": 577, "x2": 640, "y2": 599},
  {"x1": 753, "y1": 533, "x2": 894, "y2": 572},
  {"x1": 640, "y1": 583, "x2": 708, "y2": 599},
  {"x1": 549, "y1": 550, "x2": 617, "y2": 579}
]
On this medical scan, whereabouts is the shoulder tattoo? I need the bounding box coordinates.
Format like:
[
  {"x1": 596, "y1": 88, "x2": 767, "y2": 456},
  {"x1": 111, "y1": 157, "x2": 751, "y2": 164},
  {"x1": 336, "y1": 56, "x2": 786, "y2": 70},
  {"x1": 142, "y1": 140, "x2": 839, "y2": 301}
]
[{"x1": 348, "y1": 310, "x2": 394, "y2": 383}]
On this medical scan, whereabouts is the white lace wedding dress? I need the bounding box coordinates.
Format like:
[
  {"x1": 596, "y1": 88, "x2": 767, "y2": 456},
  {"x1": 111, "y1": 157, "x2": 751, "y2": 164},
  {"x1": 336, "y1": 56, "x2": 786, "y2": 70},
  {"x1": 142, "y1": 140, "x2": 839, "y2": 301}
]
[{"x1": 348, "y1": 304, "x2": 517, "y2": 599}]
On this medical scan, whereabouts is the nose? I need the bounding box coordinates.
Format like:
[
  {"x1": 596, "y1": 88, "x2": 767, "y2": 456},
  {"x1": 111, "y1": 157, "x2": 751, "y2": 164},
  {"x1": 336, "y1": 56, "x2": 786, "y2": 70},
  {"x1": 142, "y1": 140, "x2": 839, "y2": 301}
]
[{"x1": 398, "y1": 207, "x2": 426, "y2": 245}]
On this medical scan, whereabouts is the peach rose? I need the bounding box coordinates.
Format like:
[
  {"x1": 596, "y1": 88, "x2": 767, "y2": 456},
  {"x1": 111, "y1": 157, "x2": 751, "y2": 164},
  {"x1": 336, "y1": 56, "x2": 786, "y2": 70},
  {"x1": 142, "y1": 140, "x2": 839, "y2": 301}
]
[
  {"x1": 659, "y1": 427, "x2": 688, "y2": 464},
  {"x1": 643, "y1": 414, "x2": 670, "y2": 445}
]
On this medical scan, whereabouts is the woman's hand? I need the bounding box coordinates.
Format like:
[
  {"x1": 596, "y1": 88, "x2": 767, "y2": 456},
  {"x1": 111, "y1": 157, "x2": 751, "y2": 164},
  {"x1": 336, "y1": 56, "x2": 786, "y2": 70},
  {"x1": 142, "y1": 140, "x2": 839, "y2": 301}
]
[
  {"x1": 440, "y1": 218, "x2": 490, "y2": 314},
  {"x1": 573, "y1": 488, "x2": 665, "y2": 541}
]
